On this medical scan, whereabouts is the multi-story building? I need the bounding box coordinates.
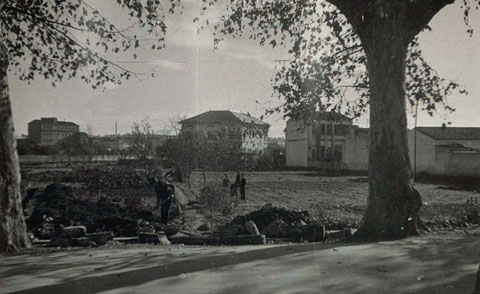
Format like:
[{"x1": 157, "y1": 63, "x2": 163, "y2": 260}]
[
  {"x1": 286, "y1": 112, "x2": 480, "y2": 176},
  {"x1": 28, "y1": 117, "x2": 79, "y2": 145},
  {"x1": 179, "y1": 110, "x2": 270, "y2": 154},
  {"x1": 285, "y1": 112, "x2": 369, "y2": 170}
]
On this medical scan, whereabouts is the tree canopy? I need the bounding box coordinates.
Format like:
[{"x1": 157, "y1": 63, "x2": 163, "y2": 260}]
[
  {"x1": 197, "y1": 0, "x2": 477, "y2": 123},
  {"x1": 0, "y1": 0, "x2": 182, "y2": 252},
  {"x1": 195, "y1": 0, "x2": 480, "y2": 241},
  {"x1": 1, "y1": 0, "x2": 182, "y2": 88}
]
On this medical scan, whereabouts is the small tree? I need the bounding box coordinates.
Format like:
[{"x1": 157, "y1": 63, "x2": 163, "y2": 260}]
[
  {"x1": 130, "y1": 117, "x2": 155, "y2": 174},
  {"x1": 159, "y1": 130, "x2": 202, "y2": 185},
  {"x1": 199, "y1": 183, "x2": 238, "y2": 232}
]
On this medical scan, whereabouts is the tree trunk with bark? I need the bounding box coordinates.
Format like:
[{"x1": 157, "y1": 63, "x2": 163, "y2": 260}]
[
  {"x1": 0, "y1": 39, "x2": 30, "y2": 252},
  {"x1": 357, "y1": 26, "x2": 421, "y2": 241},
  {"x1": 328, "y1": 0, "x2": 454, "y2": 241}
]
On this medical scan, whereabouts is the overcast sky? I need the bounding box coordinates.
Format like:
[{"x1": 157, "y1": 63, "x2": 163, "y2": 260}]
[{"x1": 8, "y1": 1, "x2": 480, "y2": 138}]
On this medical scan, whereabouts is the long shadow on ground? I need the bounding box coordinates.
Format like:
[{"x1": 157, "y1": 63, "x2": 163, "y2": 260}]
[
  {"x1": 6, "y1": 242, "x2": 353, "y2": 294},
  {"x1": 5, "y1": 236, "x2": 480, "y2": 294}
]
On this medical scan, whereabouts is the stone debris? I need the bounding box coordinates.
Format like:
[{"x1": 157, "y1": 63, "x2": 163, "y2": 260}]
[
  {"x1": 245, "y1": 221, "x2": 260, "y2": 235},
  {"x1": 71, "y1": 237, "x2": 95, "y2": 247},
  {"x1": 168, "y1": 232, "x2": 266, "y2": 246},
  {"x1": 263, "y1": 219, "x2": 289, "y2": 238},
  {"x1": 24, "y1": 183, "x2": 181, "y2": 238},
  {"x1": 197, "y1": 224, "x2": 210, "y2": 232},
  {"x1": 325, "y1": 228, "x2": 354, "y2": 241},
  {"x1": 169, "y1": 232, "x2": 208, "y2": 245},
  {"x1": 138, "y1": 232, "x2": 171, "y2": 245},
  {"x1": 86, "y1": 231, "x2": 114, "y2": 245},
  {"x1": 222, "y1": 204, "x2": 332, "y2": 242},
  {"x1": 62, "y1": 226, "x2": 87, "y2": 239},
  {"x1": 230, "y1": 203, "x2": 312, "y2": 233},
  {"x1": 50, "y1": 225, "x2": 110, "y2": 247},
  {"x1": 215, "y1": 225, "x2": 242, "y2": 237},
  {"x1": 160, "y1": 223, "x2": 181, "y2": 237},
  {"x1": 208, "y1": 234, "x2": 266, "y2": 245}
]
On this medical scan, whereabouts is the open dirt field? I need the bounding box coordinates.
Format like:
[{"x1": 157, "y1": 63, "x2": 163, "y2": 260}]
[
  {"x1": 182, "y1": 171, "x2": 480, "y2": 227},
  {"x1": 22, "y1": 165, "x2": 480, "y2": 233}
]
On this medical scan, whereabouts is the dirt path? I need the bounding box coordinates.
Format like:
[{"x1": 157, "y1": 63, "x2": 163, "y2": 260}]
[{"x1": 1, "y1": 234, "x2": 479, "y2": 294}]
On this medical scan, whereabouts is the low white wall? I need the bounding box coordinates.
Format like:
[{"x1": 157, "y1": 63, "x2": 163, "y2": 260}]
[
  {"x1": 19, "y1": 155, "x2": 138, "y2": 163},
  {"x1": 434, "y1": 150, "x2": 480, "y2": 177}
]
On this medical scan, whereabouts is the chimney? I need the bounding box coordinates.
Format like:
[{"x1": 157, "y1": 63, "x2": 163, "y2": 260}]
[{"x1": 441, "y1": 123, "x2": 447, "y2": 130}]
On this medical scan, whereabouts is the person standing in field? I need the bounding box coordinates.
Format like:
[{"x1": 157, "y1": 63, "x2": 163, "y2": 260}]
[
  {"x1": 231, "y1": 172, "x2": 241, "y2": 196},
  {"x1": 240, "y1": 173, "x2": 246, "y2": 201},
  {"x1": 150, "y1": 176, "x2": 175, "y2": 225}
]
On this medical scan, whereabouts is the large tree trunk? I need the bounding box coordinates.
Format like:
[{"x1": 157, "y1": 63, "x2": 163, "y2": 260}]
[
  {"x1": 0, "y1": 39, "x2": 30, "y2": 252},
  {"x1": 327, "y1": 0, "x2": 454, "y2": 241},
  {"x1": 355, "y1": 27, "x2": 421, "y2": 241}
]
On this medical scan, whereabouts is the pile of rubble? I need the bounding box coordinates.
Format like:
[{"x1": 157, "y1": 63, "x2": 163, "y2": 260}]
[
  {"x1": 25, "y1": 183, "x2": 179, "y2": 239},
  {"x1": 230, "y1": 203, "x2": 312, "y2": 232},
  {"x1": 51, "y1": 226, "x2": 114, "y2": 247},
  {"x1": 165, "y1": 204, "x2": 354, "y2": 246},
  {"x1": 225, "y1": 204, "x2": 354, "y2": 242}
]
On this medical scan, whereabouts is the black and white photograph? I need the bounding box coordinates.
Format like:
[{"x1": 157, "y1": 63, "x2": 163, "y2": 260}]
[{"x1": 1, "y1": 0, "x2": 480, "y2": 293}]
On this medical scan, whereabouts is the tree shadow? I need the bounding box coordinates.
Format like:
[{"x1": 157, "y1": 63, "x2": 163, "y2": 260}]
[
  {"x1": 3, "y1": 242, "x2": 355, "y2": 294},
  {"x1": 3, "y1": 237, "x2": 479, "y2": 294}
]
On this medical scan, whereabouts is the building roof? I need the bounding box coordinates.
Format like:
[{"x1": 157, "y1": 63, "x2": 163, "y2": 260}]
[
  {"x1": 287, "y1": 111, "x2": 353, "y2": 123},
  {"x1": 28, "y1": 119, "x2": 78, "y2": 126},
  {"x1": 415, "y1": 127, "x2": 480, "y2": 140},
  {"x1": 180, "y1": 110, "x2": 269, "y2": 127},
  {"x1": 314, "y1": 112, "x2": 352, "y2": 122}
]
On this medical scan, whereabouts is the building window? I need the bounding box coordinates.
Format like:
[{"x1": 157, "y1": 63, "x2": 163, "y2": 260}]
[
  {"x1": 335, "y1": 125, "x2": 347, "y2": 135},
  {"x1": 334, "y1": 145, "x2": 343, "y2": 162},
  {"x1": 326, "y1": 125, "x2": 332, "y2": 135},
  {"x1": 325, "y1": 147, "x2": 332, "y2": 161},
  {"x1": 312, "y1": 148, "x2": 318, "y2": 160},
  {"x1": 320, "y1": 125, "x2": 326, "y2": 135}
]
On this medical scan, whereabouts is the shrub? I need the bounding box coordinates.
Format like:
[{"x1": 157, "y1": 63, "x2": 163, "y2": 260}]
[{"x1": 199, "y1": 183, "x2": 239, "y2": 231}]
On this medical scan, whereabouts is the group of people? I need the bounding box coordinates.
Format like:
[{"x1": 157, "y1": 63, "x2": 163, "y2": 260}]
[{"x1": 230, "y1": 172, "x2": 247, "y2": 200}]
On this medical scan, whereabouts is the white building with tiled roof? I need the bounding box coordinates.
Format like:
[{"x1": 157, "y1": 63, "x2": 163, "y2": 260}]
[
  {"x1": 408, "y1": 126, "x2": 480, "y2": 176},
  {"x1": 286, "y1": 115, "x2": 480, "y2": 176},
  {"x1": 179, "y1": 110, "x2": 270, "y2": 154},
  {"x1": 285, "y1": 112, "x2": 369, "y2": 170}
]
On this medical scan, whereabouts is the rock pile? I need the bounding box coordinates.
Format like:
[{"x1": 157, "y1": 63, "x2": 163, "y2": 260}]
[
  {"x1": 230, "y1": 203, "x2": 312, "y2": 233},
  {"x1": 225, "y1": 204, "x2": 353, "y2": 242},
  {"x1": 51, "y1": 226, "x2": 114, "y2": 247},
  {"x1": 25, "y1": 183, "x2": 178, "y2": 238}
]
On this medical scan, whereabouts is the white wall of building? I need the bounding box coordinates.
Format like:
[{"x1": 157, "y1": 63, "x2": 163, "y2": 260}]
[
  {"x1": 182, "y1": 123, "x2": 269, "y2": 154},
  {"x1": 344, "y1": 129, "x2": 369, "y2": 171},
  {"x1": 435, "y1": 150, "x2": 480, "y2": 176},
  {"x1": 408, "y1": 130, "x2": 480, "y2": 176},
  {"x1": 286, "y1": 140, "x2": 308, "y2": 167},
  {"x1": 241, "y1": 125, "x2": 269, "y2": 153},
  {"x1": 408, "y1": 131, "x2": 437, "y2": 174},
  {"x1": 285, "y1": 120, "x2": 309, "y2": 167},
  {"x1": 287, "y1": 123, "x2": 480, "y2": 176}
]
